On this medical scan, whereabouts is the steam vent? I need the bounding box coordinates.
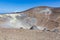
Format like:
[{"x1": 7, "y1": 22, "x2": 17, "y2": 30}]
[{"x1": 0, "y1": 6, "x2": 60, "y2": 40}]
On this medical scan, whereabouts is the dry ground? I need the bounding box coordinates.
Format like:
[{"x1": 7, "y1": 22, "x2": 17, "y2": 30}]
[{"x1": 0, "y1": 28, "x2": 60, "y2": 40}]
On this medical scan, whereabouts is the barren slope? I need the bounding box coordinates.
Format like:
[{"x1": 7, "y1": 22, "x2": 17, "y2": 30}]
[{"x1": 0, "y1": 6, "x2": 60, "y2": 32}]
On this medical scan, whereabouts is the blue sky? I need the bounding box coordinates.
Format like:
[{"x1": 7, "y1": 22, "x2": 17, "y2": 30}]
[{"x1": 0, "y1": 0, "x2": 60, "y2": 13}]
